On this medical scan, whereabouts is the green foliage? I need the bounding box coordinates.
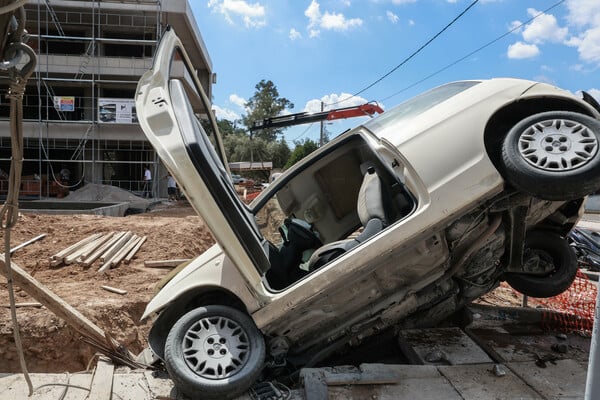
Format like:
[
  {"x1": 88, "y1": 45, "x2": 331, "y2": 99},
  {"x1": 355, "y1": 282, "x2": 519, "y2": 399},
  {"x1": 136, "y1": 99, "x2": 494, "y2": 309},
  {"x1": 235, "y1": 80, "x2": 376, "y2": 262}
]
[
  {"x1": 217, "y1": 119, "x2": 245, "y2": 136},
  {"x1": 242, "y1": 79, "x2": 294, "y2": 142},
  {"x1": 284, "y1": 139, "x2": 318, "y2": 169}
]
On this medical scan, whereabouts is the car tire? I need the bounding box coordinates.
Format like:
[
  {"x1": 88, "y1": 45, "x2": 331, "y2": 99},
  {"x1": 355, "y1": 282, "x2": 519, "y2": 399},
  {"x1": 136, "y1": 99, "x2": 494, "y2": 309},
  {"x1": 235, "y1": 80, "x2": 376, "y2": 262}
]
[
  {"x1": 501, "y1": 111, "x2": 600, "y2": 200},
  {"x1": 504, "y1": 230, "x2": 578, "y2": 298},
  {"x1": 164, "y1": 305, "x2": 265, "y2": 400}
]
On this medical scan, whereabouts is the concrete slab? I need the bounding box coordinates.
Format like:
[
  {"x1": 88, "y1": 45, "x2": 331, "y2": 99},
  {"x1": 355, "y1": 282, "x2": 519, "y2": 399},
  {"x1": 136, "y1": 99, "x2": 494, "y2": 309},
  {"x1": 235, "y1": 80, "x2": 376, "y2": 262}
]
[
  {"x1": 438, "y1": 363, "x2": 543, "y2": 400},
  {"x1": 584, "y1": 195, "x2": 600, "y2": 213},
  {"x1": 507, "y1": 359, "x2": 587, "y2": 400},
  {"x1": 0, "y1": 373, "x2": 93, "y2": 400},
  {"x1": 468, "y1": 325, "x2": 590, "y2": 364},
  {"x1": 325, "y1": 365, "x2": 462, "y2": 400},
  {"x1": 112, "y1": 372, "x2": 151, "y2": 400},
  {"x1": 399, "y1": 327, "x2": 493, "y2": 365}
]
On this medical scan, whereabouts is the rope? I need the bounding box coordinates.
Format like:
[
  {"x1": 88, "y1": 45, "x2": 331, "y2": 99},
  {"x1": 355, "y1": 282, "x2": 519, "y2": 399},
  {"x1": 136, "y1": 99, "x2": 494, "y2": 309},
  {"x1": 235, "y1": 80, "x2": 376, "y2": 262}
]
[{"x1": 0, "y1": 3, "x2": 37, "y2": 396}]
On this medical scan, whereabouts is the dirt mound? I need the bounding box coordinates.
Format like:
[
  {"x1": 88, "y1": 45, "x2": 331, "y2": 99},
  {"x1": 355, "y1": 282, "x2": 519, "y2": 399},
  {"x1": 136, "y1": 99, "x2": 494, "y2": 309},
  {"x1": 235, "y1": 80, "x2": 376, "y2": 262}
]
[
  {"x1": 63, "y1": 183, "x2": 151, "y2": 210},
  {"x1": 0, "y1": 200, "x2": 213, "y2": 373}
]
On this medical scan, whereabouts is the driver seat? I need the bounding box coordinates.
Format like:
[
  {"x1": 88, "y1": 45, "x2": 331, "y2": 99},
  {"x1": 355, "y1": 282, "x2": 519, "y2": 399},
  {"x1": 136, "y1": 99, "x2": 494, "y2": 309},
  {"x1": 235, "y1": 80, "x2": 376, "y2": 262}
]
[{"x1": 307, "y1": 166, "x2": 391, "y2": 270}]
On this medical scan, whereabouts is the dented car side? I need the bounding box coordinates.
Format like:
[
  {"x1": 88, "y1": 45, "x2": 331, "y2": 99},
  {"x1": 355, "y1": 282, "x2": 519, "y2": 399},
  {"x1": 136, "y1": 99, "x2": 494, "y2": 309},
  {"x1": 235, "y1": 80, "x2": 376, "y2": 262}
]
[{"x1": 136, "y1": 28, "x2": 600, "y2": 399}]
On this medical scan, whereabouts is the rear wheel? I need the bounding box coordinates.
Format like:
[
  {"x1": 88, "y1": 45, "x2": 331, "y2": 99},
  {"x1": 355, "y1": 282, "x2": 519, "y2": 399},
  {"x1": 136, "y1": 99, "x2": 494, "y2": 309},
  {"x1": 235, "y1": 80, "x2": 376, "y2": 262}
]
[
  {"x1": 504, "y1": 231, "x2": 578, "y2": 298},
  {"x1": 501, "y1": 111, "x2": 600, "y2": 200},
  {"x1": 164, "y1": 305, "x2": 265, "y2": 400}
]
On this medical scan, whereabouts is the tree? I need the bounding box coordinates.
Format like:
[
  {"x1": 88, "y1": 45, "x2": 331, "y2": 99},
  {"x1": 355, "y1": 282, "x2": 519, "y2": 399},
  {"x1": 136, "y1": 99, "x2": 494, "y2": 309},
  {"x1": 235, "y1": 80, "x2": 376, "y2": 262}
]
[
  {"x1": 217, "y1": 119, "x2": 245, "y2": 136},
  {"x1": 242, "y1": 80, "x2": 294, "y2": 142},
  {"x1": 284, "y1": 139, "x2": 318, "y2": 169},
  {"x1": 266, "y1": 138, "x2": 291, "y2": 169}
]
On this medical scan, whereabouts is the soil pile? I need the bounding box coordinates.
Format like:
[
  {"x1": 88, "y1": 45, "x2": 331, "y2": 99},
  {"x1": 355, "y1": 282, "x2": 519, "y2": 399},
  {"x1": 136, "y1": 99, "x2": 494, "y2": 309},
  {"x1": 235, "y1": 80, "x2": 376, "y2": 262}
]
[{"x1": 0, "y1": 200, "x2": 213, "y2": 373}]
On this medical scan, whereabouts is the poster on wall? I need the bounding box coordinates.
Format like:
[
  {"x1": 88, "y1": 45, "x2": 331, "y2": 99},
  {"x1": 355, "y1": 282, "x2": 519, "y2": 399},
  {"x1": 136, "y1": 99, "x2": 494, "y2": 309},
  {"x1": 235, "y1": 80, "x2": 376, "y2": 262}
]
[
  {"x1": 98, "y1": 98, "x2": 138, "y2": 124},
  {"x1": 53, "y1": 96, "x2": 75, "y2": 112}
]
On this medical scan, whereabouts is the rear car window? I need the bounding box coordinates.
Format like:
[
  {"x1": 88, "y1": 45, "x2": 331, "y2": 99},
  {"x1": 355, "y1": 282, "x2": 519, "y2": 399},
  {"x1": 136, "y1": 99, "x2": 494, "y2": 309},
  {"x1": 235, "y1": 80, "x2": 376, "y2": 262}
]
[{"x1": 364, "y1": 81, "x2": 480, "y2": 132}]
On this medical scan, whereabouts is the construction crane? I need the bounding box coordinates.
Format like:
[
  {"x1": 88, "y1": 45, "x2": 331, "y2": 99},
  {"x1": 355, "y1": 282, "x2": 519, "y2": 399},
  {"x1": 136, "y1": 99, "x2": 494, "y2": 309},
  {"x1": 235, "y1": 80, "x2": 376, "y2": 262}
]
[{"x1": 248, "y1": 102, "x2": 384, "y2": 132}]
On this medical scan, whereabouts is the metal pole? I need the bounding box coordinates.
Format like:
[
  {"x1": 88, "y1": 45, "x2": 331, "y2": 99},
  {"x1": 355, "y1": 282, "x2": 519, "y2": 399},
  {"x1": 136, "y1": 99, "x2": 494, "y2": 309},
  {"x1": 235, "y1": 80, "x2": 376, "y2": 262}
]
[
  {"x1": 585, "y1": 280, "x2": 600, "y2": 399},
  {"x1": 319, "y1": 101, "x2": 324, "y2": 147}
]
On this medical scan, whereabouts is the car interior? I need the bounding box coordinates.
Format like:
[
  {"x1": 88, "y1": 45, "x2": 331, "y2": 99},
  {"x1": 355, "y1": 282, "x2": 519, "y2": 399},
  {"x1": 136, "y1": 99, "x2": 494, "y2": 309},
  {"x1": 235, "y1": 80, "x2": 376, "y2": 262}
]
[{"x1": 256, "y1": 135, "x2": 416, "y2": 290}]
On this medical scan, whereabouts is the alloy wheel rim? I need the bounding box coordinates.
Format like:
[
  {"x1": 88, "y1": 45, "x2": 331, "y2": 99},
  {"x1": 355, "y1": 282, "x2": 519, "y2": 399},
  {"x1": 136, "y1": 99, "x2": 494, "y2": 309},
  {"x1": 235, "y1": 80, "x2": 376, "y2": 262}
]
[
  {"x1": 518, "y1": 118, "x2": 598, "y2": 172},
  {"x1": 182, "y1": 315, "x2": 250, "y2": 379}
]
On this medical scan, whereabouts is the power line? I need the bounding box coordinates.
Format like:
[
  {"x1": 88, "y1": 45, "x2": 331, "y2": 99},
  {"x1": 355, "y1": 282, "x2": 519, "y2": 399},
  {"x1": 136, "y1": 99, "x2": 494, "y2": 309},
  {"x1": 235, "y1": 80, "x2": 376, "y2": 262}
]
[
  {"x1": 289, "y1": 122, "x2": 315, "y2": 143},
  {"x1": 327, "y1": 0, "x2": 480, "y2": 107},
  {"x1": 379, "y1": 0, "x2": 566, "y2": 104}
]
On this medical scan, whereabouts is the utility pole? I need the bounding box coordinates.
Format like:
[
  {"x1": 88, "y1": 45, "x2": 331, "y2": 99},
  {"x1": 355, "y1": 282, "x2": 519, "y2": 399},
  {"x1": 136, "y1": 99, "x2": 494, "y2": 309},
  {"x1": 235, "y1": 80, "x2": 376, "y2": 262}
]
[{"x1": 319, "y1": 101, "x2": 324, "y2": 147}]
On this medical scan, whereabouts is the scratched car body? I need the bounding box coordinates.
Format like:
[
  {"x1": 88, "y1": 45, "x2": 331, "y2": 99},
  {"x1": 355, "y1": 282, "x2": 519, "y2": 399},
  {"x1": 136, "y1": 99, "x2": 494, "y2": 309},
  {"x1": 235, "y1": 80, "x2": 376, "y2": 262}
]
[{"x1": 135, "y1": 28, "x2": 600, "y2": 399}]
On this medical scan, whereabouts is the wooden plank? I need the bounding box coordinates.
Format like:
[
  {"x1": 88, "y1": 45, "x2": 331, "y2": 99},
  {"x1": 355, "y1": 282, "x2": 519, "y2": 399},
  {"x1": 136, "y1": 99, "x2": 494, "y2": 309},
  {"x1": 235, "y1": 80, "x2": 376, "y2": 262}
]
[
  {"x1": 98, "y1": 231, "x2": 132, "y2": 271},
  {"x1": 143, "y1": 259, "x2": 191, "y2": 268},
  {"x1": 124, "y1": 236, "x2": 146, "y2": 264},
  {"x1": 102, "y1": 235, "x2": 140, "y2": 269},
  {"x1": 88, "y1": 357, "x2": 114, "y2": 400},
  {"x1": 8, "y1": 234, "x2": 47, "y2": 255},
  {"x1": 0, "y1": 254, "x2": 125, "y2": 353},
  {"x1": 2, "y1": 302, "x2": 43, "y2": 308},
  {"x1": 74, "y1": 233, "x2": 116, "y2": 264},
  {"x1": 100, "y1": 285, "x2": 127, "y2": 295},
  {"x1": 64, "y1": 234, "x2": 110, "y2": 265},
  {"x1": 51, "y1": 233, "x2": 103, "y2": 261},
  {"x1": 82, "y1": 232, "x2": 125, "y2": 267}
]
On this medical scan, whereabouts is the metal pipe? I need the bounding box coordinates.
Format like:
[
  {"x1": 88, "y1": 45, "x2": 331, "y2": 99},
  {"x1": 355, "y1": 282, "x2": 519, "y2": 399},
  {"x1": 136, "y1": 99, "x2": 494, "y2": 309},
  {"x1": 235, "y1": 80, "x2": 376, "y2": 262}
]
[{"x1": 584, "y1": 281, "x2": 600, "y2": 399}]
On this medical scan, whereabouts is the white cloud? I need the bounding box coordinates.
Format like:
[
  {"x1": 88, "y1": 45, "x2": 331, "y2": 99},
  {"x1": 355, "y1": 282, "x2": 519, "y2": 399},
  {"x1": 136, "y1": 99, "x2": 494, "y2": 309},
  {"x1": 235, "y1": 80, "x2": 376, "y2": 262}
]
[
  {"x1": 207, "y1": 0, "x2": 266, "y2": 28},
  {"x1": 509, "y1": 20, "x2": 522, "y2": 33},
  {"x1": 507, "y1": 41, "x2": 540, "y2": 59},
  {"x1": 386, "y1": 10, "x2": 399, "y2": 24},
  {"x1": 303, "y1": 93, "x2": 370, "y2": 113},
  {"x1": 303, "y1": 0, "x2": 362, "y2": 37},
  {"x1": 321, "y1": 12, "x2": 363, "y2": 31},
  {"x1": 521, "y1": 8, "x2": 568, "y2": 44},
  {"x1": 408, "y1": 19, "x2": 415, "y2": 26},
  {"x1": 575, "y1": 26, "x2": 600, "y2": 64},
  {"x1": 229, "y1": 94, "x2": 247, "y2": 109},
  {"x1": 446, "y1": 0, "x2": 458, "y2": 3},
  {"x1": 213, "y1": 105, "x2": 241, "y2": 121},
  {"x1": 392, "y1": 0, "x2": 416, "y2": 4},
  {"x1": 289, "y1": 28, "x2": 302, "y2": 40},
  {"x1": 588, "y1": 88, "x2": 600, "y2": 102},
  {"x1": 565, "y1": 0, "x2": 600, "y2": 27},
  {"x1": 305, "y1": 0, "x2": 321, "y2": 28}
]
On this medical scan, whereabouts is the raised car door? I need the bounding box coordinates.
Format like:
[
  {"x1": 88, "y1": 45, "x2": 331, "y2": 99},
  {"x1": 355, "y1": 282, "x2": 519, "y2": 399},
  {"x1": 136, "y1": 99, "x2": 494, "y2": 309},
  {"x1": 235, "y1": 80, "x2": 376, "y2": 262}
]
[{"x1": 135, "y1": 28, "x2": 270, "y2": 282}]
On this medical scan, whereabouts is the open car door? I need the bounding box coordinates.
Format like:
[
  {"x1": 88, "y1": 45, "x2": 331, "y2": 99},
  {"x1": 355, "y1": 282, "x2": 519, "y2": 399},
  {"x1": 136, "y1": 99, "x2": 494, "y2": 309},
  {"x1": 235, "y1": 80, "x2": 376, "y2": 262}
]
[{"x1": 135, "y1": 28, "x2": 270, "y2": 282}]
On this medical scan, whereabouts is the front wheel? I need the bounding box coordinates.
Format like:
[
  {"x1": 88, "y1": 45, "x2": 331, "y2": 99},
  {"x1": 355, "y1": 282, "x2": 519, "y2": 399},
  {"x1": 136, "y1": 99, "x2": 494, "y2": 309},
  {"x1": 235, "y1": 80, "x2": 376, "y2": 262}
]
[
  {"x1": 504, "y1": 231, "x2": 578, "y2": 298},
  {"x1": 501, "y1": 111, "x2": 600, "y2": 200},
  {"x1": 164, "y1": 305, "x2": 265, "y2": 400}
]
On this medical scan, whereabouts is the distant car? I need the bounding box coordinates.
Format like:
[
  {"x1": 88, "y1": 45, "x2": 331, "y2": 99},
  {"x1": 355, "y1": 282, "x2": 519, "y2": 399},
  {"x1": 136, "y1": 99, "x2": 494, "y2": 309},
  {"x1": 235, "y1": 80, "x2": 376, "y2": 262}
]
[
  {"x1": 230, "y1": 174, "x2": 245, "y2": 184},
  {"x1": 136, "y1": 28, "x2": 600, "y2": 399}
]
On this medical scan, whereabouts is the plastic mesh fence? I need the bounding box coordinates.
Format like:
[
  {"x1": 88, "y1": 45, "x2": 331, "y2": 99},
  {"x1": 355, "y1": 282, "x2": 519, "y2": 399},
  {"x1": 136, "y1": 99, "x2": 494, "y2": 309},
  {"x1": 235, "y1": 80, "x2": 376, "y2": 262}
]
[{"x1": 523, "y1": 270, "x2": 597, "y2": 335}]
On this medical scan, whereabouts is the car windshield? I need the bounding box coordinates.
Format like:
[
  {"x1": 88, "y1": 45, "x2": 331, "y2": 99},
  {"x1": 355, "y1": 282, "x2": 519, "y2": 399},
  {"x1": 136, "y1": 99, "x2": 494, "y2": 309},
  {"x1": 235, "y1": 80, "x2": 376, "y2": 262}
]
[{"x1": 364, "y1": 81, "x2": 480, "y2": 132}]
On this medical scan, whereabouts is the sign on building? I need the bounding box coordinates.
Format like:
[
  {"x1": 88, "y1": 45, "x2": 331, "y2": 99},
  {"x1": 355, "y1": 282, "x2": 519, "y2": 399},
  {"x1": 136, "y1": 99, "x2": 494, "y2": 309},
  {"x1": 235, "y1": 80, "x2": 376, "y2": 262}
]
[
  {"x1": 53, "y1": 96, "x2": 75, "y2": 112},
  {"x1": 98, "y1": 98, "x2": 138, "y2": 124}
]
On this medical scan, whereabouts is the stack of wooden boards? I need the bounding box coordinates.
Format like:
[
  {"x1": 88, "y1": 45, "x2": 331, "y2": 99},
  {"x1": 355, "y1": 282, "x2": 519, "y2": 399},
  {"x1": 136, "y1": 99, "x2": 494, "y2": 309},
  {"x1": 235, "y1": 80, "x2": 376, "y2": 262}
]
[{"x1": 50, "y1": 231, "x2": 147, "y2": 272}]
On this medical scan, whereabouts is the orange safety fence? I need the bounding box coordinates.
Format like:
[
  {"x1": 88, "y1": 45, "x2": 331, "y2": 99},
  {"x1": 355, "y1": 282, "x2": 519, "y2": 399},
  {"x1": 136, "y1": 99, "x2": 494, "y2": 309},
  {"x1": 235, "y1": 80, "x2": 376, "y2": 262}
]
[{"x1": 518, "y1": 270, "x2": 597, "y2": 335}]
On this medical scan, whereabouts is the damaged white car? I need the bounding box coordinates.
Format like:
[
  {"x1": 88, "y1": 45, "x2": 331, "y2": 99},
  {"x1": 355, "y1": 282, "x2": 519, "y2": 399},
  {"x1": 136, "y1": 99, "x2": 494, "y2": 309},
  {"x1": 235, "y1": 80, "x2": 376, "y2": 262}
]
[{"x1": 136, "y1": 28, "x2": 600, "y2": 399}]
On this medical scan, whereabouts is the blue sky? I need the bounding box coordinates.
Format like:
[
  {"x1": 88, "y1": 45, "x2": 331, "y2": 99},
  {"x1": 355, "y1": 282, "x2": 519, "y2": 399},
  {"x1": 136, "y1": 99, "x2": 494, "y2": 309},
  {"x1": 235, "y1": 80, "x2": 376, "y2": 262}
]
[{"x1": 192, "y1": 0, "x2": 600, "y2": 144}]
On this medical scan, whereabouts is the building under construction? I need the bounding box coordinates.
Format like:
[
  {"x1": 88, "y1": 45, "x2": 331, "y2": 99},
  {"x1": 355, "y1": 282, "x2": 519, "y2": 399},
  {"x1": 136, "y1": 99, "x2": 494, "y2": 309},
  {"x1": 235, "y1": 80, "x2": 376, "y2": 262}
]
[{"x1": 0, "y1": 0, "x2": 214, "y2": 198}]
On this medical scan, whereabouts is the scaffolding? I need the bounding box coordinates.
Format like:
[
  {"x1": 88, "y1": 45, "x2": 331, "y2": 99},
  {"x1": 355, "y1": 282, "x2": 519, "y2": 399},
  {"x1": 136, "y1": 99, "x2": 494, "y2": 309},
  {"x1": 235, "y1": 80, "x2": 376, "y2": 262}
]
[{"x1": 0, "y1": 0, "x2": 164, "y2": 198}]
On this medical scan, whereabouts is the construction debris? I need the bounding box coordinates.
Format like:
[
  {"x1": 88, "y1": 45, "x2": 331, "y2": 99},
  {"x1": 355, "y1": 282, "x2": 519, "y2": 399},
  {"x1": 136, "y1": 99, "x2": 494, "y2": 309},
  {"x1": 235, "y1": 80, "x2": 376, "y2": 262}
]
[
  {"x1": 50, "y1": 232, "x2": 146, "y2": 271},
  {"x1": 143, "y1": 259, "x2": 191, "y2": 268},
  {"x1": 2, "y1": 302, "x2": 43, "y2": 308},
  {"x1": 8, "y1": 234, "x2": 47, "y2": 255},
  {"x1": 100, "y1": 285, "x2": 127, "y2": 295}
]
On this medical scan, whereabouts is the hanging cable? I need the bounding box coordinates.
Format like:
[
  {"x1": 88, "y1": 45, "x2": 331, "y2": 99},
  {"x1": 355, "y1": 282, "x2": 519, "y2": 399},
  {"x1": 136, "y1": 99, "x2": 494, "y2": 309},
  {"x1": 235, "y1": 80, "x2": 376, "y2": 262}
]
[
  {"x1": 0, "y1": 3, "x2": 37, "y2": 396},
  {"x1": 327, "y1": 0, "x2": 480, "y2": 107},
  {"x1": 380, "y1": 0, "x2": 566, "y2": 103}
]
